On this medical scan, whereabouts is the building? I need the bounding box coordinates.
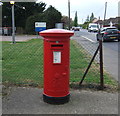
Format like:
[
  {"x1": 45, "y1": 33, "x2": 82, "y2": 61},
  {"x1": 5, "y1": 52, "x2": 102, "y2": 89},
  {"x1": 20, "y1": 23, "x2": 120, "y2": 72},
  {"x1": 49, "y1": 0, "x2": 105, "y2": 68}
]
[{"x1": 92, "y1": 17, "x2": 120, "y2": 29}]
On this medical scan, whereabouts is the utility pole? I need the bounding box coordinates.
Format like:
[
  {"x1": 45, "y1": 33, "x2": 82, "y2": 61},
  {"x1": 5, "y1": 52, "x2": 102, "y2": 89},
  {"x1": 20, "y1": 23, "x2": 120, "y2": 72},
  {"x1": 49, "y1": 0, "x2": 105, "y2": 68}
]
[
  {"x1": 103, "y1": 2, "x2": 107, "y2": 26},
  {"x1": 68, "y1": 0, "x2": 70, "y2": 30}
]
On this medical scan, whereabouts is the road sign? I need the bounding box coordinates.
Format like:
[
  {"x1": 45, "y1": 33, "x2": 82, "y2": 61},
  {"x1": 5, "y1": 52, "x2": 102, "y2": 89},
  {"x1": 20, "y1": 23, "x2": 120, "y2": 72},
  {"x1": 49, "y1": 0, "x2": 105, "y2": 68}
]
[{"x1": 35, "y1": 22, "x2": 46, "y2": 32}]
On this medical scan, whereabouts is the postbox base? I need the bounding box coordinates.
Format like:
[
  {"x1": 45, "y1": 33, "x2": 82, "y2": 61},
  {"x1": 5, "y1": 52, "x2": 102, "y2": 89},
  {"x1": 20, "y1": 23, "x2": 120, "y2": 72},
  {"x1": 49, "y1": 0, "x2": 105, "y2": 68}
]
[{"x1": 43, "y1": 94, "x2": 70, "y2": 105}]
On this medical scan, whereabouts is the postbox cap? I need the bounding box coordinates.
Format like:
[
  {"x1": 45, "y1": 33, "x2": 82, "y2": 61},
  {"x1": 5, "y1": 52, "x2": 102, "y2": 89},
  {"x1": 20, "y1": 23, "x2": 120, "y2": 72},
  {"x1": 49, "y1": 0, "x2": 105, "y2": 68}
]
[{"x1": 40, "y1": 29, "x2": 74, "y2": 37}]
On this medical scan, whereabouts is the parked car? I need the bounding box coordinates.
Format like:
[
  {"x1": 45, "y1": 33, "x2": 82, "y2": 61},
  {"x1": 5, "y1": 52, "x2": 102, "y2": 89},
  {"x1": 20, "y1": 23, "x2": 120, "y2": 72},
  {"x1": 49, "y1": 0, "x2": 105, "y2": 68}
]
[
  {"x1": 96, "y1": 27, "x2": 120, "y2": 42},
  {"x1": 72, "y1": 27, "x2": 80, "y2": 31}
]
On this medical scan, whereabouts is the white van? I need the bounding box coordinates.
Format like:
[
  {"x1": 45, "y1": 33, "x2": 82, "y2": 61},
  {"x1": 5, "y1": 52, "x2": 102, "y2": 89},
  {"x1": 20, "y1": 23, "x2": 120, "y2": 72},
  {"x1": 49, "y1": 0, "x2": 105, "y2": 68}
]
[{"x1": 88, "y1": 23, "x2": 99, "y2": 32}]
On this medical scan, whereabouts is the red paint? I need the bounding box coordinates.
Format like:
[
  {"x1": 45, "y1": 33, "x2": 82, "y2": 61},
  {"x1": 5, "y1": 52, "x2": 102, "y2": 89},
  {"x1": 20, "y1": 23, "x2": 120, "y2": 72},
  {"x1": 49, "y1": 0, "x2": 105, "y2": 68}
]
[{"x1": 40, "y1": 29, "x2": 74, "y2": 97}]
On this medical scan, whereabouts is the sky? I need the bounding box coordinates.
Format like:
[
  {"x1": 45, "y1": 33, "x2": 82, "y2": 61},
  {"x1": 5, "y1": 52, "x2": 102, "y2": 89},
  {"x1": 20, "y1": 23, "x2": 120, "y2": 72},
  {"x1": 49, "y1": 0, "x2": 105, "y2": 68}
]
[{"x1": 36, "y1": 0, "x2": 120, "y2": 24}]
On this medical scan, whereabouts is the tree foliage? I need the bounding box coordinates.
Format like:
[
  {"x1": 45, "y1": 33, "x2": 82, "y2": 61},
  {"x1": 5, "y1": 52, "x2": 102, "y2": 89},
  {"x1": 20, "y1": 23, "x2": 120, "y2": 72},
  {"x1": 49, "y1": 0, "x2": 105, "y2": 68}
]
[
  {"x1": 25, "y1": 5, "x2": 62, "y2": 34},
  {"x1": 43, "y1": 5, "x2": 62, "y2": 29},
  {"x1": 61, "y1": 16, "x2": 73, "y2": 29},
  {"x1": 2, "y1": 2, "x2": 62, "y2": 34},
  {"x1": 2, "y1": 2, "x2": 46, "y2": 28},
  {"x1": 82, "y1": 13, "x2": 95, "y2": 29},
  {"x1": 90, "y1": 13, "x2": 95, "y2": 22},
  {"x1": 2, "y1": 2, "x2": 12, "y2": 27},
  {"x1": 86, "y1": 15, "x2": 90, "y2": 22},
  {"x1": 25, "y1": 13, "x2": 44, "y2": 34},
  {"x1": 74, "y1": 11, "x2": 78, "y2": 27}
]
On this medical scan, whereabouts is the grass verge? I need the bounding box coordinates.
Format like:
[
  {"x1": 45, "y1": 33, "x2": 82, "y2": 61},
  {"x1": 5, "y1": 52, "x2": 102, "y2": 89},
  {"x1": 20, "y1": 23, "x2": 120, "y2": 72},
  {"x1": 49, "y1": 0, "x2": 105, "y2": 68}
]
[{"x1": 2, "y1": 39, "x2": 118, "y2": 91}]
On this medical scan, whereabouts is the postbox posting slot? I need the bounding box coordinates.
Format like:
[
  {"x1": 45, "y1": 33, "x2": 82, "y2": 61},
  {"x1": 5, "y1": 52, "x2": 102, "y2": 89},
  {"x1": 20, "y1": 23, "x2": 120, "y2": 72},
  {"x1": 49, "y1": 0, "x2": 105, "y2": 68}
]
[
  {"x1": 51, "y1": 45, "x2": 63, "y2": 47},
  {"x1": 51, "y1": 44, "x2": 63, "y2": 50},
  {"x1": 51, "y1": 44, "x2": 63, "y2": 64}
]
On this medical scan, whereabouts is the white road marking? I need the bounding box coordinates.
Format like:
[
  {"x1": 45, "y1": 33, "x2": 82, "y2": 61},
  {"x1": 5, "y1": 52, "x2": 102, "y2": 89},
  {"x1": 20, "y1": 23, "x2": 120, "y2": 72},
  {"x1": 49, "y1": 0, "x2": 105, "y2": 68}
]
[{"x1": 81, "y1": 36, "x2": 96, "y2": 43}]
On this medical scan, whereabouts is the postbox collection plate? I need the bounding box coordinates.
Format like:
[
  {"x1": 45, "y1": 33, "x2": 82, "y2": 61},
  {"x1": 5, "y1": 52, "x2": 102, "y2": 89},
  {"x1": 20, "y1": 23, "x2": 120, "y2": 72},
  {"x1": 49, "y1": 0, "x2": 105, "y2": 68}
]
[{"x1": 53, "y1": 51, "x2": 61, "y2": 63}]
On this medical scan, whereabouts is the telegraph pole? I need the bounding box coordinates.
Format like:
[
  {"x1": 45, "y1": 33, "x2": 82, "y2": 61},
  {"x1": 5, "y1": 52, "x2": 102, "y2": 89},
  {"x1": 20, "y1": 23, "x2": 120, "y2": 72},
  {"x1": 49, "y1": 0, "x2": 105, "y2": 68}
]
[
  {"x1": 68, "y1": 0, "x2": 70, "y2": 30},
  {"x1": 103, "y1": 2, "x2": 107, "y2": 26}
]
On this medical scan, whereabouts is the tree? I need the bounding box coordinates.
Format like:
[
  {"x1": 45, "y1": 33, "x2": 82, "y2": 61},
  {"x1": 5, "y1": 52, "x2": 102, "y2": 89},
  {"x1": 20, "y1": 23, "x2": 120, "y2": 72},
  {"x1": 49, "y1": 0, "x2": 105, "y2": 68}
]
[
  {"x1": 2, "y1": 2, "x2": 12, "y2": 27},
  {"x1": 90, "y1": 12, "x2": 94, "y2": 22},
  {"x1": 25, "y1": 5, "x2": 62, "y2": 34},
  {"x1": 43, "y1": 5, "x2": 62, "y2": 29},
  {"x1": 86, "y1": 15, "x2": 89, "y2": 22},
  {"x1": 82, "y1": 15, "x2": 90, "y2": 29},
  {"x1": 82, "y1": 13, "x2": 96, "y2": 29},
  {"x1": 25, "y1": 13, "x2": 44, "y2": 34},
  {"x1": 74, "y1": 11, "x2": 78, "y2": 27},
  {"x1": 61, "y1": 16, "x2": 72, "y2": 29},
  {"x1": 2, "y1": 2, "x2": 46, "y2": 29}
]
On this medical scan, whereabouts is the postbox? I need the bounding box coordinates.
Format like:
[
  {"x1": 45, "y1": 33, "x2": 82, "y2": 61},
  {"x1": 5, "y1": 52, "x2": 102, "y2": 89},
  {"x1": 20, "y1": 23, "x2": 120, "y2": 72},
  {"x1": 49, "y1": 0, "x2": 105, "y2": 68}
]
[{"x1": 40, "y1": 29, "x2": 74, "y2": 104}]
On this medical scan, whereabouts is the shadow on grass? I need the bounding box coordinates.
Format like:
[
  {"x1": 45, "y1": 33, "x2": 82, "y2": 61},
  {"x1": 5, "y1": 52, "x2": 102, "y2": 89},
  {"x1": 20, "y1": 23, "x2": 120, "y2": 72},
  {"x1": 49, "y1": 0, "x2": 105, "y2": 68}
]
[{"x1": 70, "y1": 82, "x2": 119, "y2": 93}]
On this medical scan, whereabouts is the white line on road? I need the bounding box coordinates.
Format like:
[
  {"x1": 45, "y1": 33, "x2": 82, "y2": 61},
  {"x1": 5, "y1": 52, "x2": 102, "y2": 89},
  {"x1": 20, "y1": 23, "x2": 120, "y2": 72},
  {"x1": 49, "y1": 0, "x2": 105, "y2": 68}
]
[{"x1": 81, "y1": 36, "x2": 96, "y2": 43}]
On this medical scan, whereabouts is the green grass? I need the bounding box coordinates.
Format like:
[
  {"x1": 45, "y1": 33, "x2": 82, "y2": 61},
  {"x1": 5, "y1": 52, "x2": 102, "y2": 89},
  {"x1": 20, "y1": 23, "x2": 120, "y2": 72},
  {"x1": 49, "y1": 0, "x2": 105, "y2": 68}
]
[
  {"x1": 2, "y1": 39, "x2": 117, "y2": 88},
  {"x1": 2, "y1": 39, "x2": 43, "y2": 87},
  {"x1": 70, "y1": 41, "x2": 117, "y2": 86}
]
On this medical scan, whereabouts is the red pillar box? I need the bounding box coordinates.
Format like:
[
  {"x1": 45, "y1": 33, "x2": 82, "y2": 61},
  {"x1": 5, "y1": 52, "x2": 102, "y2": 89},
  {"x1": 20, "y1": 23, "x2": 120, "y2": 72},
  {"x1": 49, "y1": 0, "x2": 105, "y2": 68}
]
[{"x1": 40, "y1": 29, "x2": 74, "y2": 104}]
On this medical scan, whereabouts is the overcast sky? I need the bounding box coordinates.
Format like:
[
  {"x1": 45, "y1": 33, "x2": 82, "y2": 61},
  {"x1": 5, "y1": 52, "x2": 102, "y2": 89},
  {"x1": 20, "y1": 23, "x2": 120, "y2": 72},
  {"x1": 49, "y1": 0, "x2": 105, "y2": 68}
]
[{"x1": 36, "y1": 0, "x2": 119, "y2": 24}]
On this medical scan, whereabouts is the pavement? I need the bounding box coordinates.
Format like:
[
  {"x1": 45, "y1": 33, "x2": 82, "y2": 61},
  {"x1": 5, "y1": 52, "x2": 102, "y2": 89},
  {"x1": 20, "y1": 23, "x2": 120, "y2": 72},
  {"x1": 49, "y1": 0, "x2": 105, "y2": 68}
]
[
  {"x1": 2, "y1": 87, "x2": 118, "y2": 114},
  {"x1": 0, "y1": 35, "x2": 38, "y2": 42}
]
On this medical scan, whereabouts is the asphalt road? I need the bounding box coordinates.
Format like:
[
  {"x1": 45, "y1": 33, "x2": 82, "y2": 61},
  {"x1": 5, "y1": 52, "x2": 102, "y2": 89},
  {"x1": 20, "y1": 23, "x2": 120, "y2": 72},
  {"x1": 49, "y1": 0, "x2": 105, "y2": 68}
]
[{"x1": 73, "y1": 29, "x2": 119, "y2": 81}]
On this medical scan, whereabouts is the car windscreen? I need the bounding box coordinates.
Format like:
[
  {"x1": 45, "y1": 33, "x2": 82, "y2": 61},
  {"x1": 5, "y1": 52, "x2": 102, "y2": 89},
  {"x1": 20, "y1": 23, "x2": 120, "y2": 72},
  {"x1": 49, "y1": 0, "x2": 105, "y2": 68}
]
[
  {"x1": 91, "y1": 25, "x2": 97, "y2": 28},
  {"x1": 106, "y1": 29, "x2": 118, "y2": 32},
  {"x1": 101, "y1": 28, "x2": 117, "y2": 32},
  {"x1": 106, "y1": 28, "x2": 117, "y2": 30}
]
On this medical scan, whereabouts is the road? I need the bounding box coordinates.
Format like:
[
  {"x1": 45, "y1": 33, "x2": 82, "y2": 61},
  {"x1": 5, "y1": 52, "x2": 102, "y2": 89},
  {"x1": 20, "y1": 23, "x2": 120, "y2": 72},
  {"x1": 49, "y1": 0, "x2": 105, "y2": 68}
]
[{"x1": 73, "y1": 29, "x2": 119, "y2": 81}]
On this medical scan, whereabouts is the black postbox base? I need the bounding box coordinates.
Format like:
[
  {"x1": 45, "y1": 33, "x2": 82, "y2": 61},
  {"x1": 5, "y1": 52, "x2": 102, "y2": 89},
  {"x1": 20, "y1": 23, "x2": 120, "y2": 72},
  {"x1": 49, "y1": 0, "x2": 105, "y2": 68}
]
[{"x1": 43, "y1": 94, "x2": 70, "y2": 105}]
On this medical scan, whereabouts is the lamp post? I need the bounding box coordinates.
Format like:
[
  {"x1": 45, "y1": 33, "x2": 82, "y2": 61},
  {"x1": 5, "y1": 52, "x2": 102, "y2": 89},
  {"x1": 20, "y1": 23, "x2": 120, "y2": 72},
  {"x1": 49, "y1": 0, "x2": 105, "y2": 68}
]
[{"x1": 10, "y1": 1, "x2": 15, "y2": 44}]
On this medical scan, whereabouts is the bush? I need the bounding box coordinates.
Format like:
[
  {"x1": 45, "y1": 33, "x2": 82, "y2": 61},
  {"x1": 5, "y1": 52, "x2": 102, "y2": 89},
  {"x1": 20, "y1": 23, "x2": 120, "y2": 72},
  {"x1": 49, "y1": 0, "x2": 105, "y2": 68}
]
[
  {"x1": 25, "y1": 6, "x2": 62, "y2": 34},
  {"x1": 25, "y1": 13, "x2": 44, "y2": 34}
]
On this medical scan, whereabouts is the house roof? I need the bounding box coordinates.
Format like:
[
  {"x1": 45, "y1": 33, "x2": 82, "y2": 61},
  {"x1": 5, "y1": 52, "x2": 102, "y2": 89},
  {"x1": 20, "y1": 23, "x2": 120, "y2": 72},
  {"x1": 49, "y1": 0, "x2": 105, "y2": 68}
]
[{"x1": 92, "y1": 17, "x2": 120, "y2": 25}]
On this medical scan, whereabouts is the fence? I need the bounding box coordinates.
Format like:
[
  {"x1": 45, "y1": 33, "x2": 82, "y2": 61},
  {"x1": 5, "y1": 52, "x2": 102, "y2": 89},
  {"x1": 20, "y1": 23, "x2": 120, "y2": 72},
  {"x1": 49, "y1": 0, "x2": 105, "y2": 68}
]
[
  {"x1": 2, "y1": 33, "x2": 116, "y2": 89},
  {"x1": 70, "y1": 32, "x2": 102, "y2": 89}
]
